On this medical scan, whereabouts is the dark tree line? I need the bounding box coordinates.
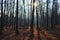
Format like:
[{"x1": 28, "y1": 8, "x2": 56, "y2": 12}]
[
  {"x1": 0, "y1": 0, "x2": 19, "y2": 35},
  {"x1": 51, "y1": 0, "x2": 58, "y2": 29}
]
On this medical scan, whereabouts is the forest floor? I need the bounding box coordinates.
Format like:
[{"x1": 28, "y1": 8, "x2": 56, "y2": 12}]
[{"x1": 0, "y1": 25, "x2": 60, "y2": 40}]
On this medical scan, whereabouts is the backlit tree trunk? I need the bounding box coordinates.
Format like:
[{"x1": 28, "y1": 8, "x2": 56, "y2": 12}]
[{"x1": 29, "y1": 0, "x2": 35, "y2": 40}]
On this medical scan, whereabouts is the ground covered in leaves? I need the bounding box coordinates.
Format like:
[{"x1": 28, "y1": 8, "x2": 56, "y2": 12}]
[{"x1": 0, "y1": 25, "x2": 60, "y2": 40}]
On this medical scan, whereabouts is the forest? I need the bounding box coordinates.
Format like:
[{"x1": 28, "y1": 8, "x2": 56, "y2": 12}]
[{"x1": 0, "y1": 0, "x2": 60, "y2": 40}]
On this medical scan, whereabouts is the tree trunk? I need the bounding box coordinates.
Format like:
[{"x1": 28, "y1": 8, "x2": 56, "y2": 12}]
[
  {"x1": 0, "y1": 0, "x2": 3, "y2": 35},
  {"x1": 29, "y1": 0, "x2": 35, "y2": 40},
  {"x1": 15, "y1": 0, "x2": 19, "y2": 34},
  {"x1": 46, "y1": 0, "x2": 49, "y2": 30},
  {"x1": 36, "y1": 8, "x2": 41, "y2": 40}
]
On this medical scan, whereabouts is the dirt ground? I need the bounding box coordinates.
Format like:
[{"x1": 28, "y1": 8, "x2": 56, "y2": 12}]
[{"x1": 0, "y1": 26, "x2": 60, "y2": 40}]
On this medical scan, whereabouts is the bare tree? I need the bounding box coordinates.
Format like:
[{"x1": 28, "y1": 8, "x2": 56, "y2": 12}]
[
  {"x1": 55, "y1": 0, "x2": 58, "y2": 25},
  {"x1": 36, "y1": 6, "x2": 41, "y2": 40},
  {"x1": 12, "y1": 0, "x2": 15, "y2": 29},
  {"x1": 15, "y1": 0, "x2": 19, "y2": 34},
  {"x1": 29, "y1": 0, "x2": 35, "y2": 40},
  {"x1": 46, "y1": 0, "x2": 49, "y2": 30},
  {"x1": 0, "y1": 0, "x2": 3, "y2": 35}
]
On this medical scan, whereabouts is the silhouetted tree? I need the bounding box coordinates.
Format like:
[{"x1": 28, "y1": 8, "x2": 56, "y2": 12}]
[
  {"x1": 12, "y1": 0, "x2": 15, "y2": 29},
  {"x1": 55, "y1": 0, "x2": 58, "y2": 25},
  {"x1": 29, "y1": 0, "x2": 35, "y2": 40},
  {"x1": 15, "y1": 0, "x2": 19, "y2": 34},
  {"x1": 46, "y1": 0, "x2": 49, "y2": 30},
  {"x1": 36, "y1": 7, "x2": 41, "y2": 40},
  {"x1": 0, "y1": 0, "x2": 3, "y2": 35}
]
